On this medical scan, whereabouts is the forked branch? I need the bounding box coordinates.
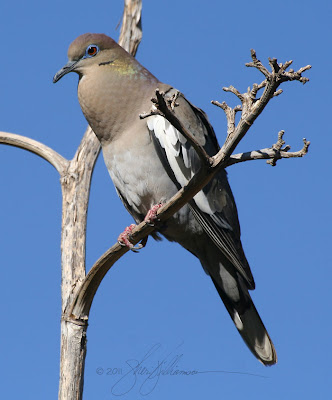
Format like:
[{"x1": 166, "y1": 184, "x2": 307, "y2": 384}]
[
  {"x1": 228, "y1": 131, "x2": 310, "y2": 167},
  {"x1": 212, "y1": 49, "x2": 311, "y2": 166}
]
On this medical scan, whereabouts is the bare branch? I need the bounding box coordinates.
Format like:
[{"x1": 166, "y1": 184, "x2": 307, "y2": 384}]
[
  {"x1": 226, "y1": 131, "x2": 310, "y2": 167},
  {"x1": 70, "y1": 224, "x2": 155, "y2": 320},
  {"x1": 265, "y1": 132, "x2": 310, "y2": 166},
  {"x1": 251, "y1": 80, "x2": 266, "y2": 97},
  {"x1": 211, "y1": 100, "x2": 242, "y2": 139},
  {"x1": 118, "y1": 0, "x2": 142, "y2": 55},
  {"x1": 223, "y1": 85, "x2": 245, "y2": 101},
  {"x1": 212, "y1": 49, "x2": 311, "y2": 165},
  {"x1": 245, "y1": 49, "x2": 271, "y2": 77},
  {"x1": 0, "y1": 131, "x2": 68, "y2": 175}
]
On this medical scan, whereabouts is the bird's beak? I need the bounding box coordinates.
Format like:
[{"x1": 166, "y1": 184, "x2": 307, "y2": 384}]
[{"x1": 53, "y1": 60, "x2": 79, "y2": 83}]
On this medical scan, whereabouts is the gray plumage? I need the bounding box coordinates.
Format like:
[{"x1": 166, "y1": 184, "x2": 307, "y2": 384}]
[{"x1": 54, "y1": 33, "x2": 277, "y2": 365}]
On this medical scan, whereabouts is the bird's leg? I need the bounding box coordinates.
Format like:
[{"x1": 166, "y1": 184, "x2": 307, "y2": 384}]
[{"x1": 144, "y1": 203, "x2": 163, "y2": 225}]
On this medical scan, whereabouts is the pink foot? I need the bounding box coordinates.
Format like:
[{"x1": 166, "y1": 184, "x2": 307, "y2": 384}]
[
  {"x1": 117, "y1": 224, "x2": 137, "y2": 250},
  {"x1": 144, "y1": 203, "x2": 163, "y2": 225},
  {"x1": 118, "y1": 204, "x2": 163, "y2": 252}
]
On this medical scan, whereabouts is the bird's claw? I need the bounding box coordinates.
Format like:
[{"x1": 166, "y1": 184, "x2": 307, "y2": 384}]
[
  {"x1": 118, "y1": 224, "x2": 142, "y2": 253},
  {"x1": 144, "y1": 203, "x2": 163, "y2": 226},
  {"x1": 117, "y1": 205, "x2": 163, "y2": 251}
]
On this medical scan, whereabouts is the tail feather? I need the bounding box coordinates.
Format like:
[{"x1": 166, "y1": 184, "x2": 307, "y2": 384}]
[{"x1": 211, "y1": 276, "x2": 277, "y2": 366}]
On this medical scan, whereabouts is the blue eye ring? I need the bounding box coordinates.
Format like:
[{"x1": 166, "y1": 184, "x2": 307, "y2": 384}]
[{"x1": 85, "y1": 44, "x2": 99, "y2": 58}]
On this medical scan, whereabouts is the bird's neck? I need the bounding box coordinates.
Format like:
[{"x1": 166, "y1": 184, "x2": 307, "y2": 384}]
[{"x1": 78, "y1": 58, "x2": 158, "y2": 144}]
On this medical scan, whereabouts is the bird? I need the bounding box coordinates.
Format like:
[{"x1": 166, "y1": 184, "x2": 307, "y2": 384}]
[{"x1": 53, "y1": 33, "x2": 277, "y2": 365}]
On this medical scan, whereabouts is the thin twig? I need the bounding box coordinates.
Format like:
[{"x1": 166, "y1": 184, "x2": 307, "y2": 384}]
[
  {"x1": 226, "y1": 133, "x2": 310, "y2": 167},
  {"x1": 211, "y1": 100, "x2": 242, "y2": 140}
]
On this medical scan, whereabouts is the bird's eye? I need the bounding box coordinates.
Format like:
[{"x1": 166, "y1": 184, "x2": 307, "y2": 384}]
[{"x1": 85, "y1": 44, "x2": 99, "y2": 58}]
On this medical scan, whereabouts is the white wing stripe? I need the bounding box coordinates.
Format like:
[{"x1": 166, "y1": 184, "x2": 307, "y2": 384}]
[{"x1": 148, "y1": 115, "x2": 217, "y2": 216}]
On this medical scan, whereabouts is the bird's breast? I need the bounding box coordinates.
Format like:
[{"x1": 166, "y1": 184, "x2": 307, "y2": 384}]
[
  {"x1": 102, "y1": 125, "x2": 179, "y2": 218},
  {"x1": 77, "y1": 68, "x2": 158, "y2": 144}
]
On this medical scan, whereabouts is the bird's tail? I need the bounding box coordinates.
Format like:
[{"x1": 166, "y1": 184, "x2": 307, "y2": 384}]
[{"x1": 211, "y1": 276, "x2": 277, "y2": 366}]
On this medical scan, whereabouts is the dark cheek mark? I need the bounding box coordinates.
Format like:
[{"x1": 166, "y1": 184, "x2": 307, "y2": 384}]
[{"x1": 99, "y1": 60, "x2": 115, "y2": 66}]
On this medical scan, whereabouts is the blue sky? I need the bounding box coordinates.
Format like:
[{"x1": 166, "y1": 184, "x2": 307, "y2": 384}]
[{"x1": 0, "y1": 0, "x2": 331, "y2": 399}]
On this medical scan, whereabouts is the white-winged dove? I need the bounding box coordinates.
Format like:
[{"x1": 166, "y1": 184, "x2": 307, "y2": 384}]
[{"x1": 54, "y1": 33, "x2": 277, "y2": 365}]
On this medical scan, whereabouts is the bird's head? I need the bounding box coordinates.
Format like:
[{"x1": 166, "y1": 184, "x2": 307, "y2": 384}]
[{"x1": 53, "y1": 33, "x2": 126, "y2": 83}]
